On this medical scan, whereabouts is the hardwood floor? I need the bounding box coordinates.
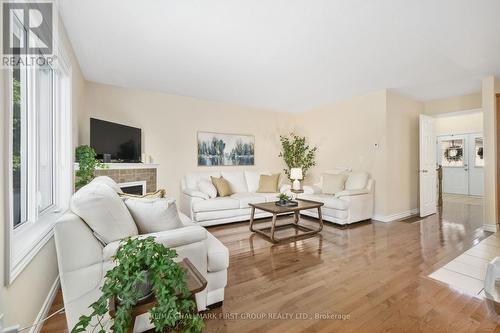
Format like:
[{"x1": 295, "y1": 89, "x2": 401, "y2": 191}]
[{"x1": 42, "y1": 198, "x2": 500, "y2": 333}]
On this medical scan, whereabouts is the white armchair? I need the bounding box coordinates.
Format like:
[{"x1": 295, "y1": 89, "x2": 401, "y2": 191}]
[
  {"x1": 299, "y1": 171, "x2": 374, "y2": 225},
  {"x1": 54, "y1": 178, "x2": 229, "y2": 332}
]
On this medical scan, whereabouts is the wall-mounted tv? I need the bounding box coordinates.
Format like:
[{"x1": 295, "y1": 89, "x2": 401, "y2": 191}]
[{"x1": 90, "y1": 118, "x2": 142, "y2": 163}]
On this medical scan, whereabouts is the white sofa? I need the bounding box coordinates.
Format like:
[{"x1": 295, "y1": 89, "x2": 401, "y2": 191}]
[
  {"x1": 180, "y1": 171, "x2": 288, "y2": 226},
  {"x1": 298, "y1": 170, "x2": 374, "y2": 225},
  {"x1": 54, "y1": 177, "x2": 229, "y2": 331}
]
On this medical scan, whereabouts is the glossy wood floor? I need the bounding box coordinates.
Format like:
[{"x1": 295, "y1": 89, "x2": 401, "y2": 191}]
[{"x1": 42, "y1": 197, "x2": 500, "y2": 333}]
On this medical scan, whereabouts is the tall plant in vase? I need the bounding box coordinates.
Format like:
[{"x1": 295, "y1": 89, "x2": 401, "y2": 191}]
[{"x1": 279, "y1": 133, "x2": 317, "y2": 180}]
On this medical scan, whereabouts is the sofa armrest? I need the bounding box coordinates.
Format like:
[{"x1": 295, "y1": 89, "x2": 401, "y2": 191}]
[
  {"x1": 183, "y1": 188, "x2": 209, "y2": 200},
  {"x1": 302, "y1": 185, "x2": 322, "y2": 194},
  {"x1": 335, "y1": 189, "x2": 370, "y2": 198},
  {"x1": 103, "y1": 226, "x2": 208, "y2": 260}
]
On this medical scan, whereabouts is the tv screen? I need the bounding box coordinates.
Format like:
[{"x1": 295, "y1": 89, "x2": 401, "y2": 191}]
[{"x1": 90, "y1": 118, "x2": 141, "y2": 163}]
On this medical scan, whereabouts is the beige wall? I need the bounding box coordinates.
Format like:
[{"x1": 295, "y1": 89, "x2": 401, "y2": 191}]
[
  {"x1": 82, "y1": 82, "x2": 295, "y2": 202},
  {"x1": 435, "y1": 112, "x2": 483, "y2": 136},
  {"x1": 482, "y1": 76, "x2": 498, "y2": 228},
  {"x1": 424, "y1": 92, "x2": 482, "y2": 115},
  {"x1": 293, "y1": 91, "x2": 388, "y2": 214},
  {"x1": 385, "y1": 91, "x2": 422, "y2": 216},
  {"x1": 1, "y1": 19, "x2": 86, "y2": 328},
  {"x1": 292, "y1": 90, "x2": 422, "y2": 217}
]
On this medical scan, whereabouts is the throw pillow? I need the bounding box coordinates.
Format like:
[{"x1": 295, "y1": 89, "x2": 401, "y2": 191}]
[
  {"x1": 70, "y1": 182, "x2": 138, "y2": 244},
  {"x1": 211, "y1": 176, "x2": 233, "y2": 197},
  {"x1": 198, "y1": 179, "x2": 217, "y2": 198},
  {"x1": 124, "y1": 197, "x2": 182, "y2": 234},
  {"x1": 322, "y1": 174, "x2": 348, "y2": 195},
  {"x1": 257, "y1": 174, "x2": 280, "y2": 193},
  {"x1": 119, "y1": 189, "x2": 166, "y2": 199}
]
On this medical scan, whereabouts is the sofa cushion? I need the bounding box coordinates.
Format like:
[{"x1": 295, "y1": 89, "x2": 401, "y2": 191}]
[
  {"x1": 192, "y1": 197, "x2": 240, "y2": 213},
  {"x1": 257, "y1": 174, "x2": 280, "y2": 193},
  {"x1": 71, "y1": 182, "x2": 138, "y2": 244},
  {"x1": 205, "y1": 233, "x2": 229, "y2": 272},
  {"x1": 211, "y1": 176, "x2": 233, "y2": 197},
  {"x1": 255, "y1": 192, "x2": 280, "y2": 203},
  {"x1": 244, "y1": 171, "x2": 271, "y2": 192},
  {"x1": 230, "y1": 192, "x2": 266, "y2": 208},
  {"x1": 299, "y1": 194, "x2": 349, "y2": 210},
  {"x1": 345, "y1": 172, "x2": 369, "y2": 190},
  {"x1": 184, "y1": 171, "x2": 221, "y2": 190},
  {"x1": 194, "y1": 208, "x2": 250, "y2": 222},
  {"x1": 198, "y1": 179, "x2": 217, "y2": 199},
  {"x1": 124, "y1": 197, "x2": 182, "y2": 234},
  {"x1": 322, "y1": 174, "x2": 347, "y2": 195},
  {"x1": 221, "y1": 171, "x2": 248, "y2": 193},
  {"x1": 90, "y1": 176, "x2": 123, "y2": 193}
]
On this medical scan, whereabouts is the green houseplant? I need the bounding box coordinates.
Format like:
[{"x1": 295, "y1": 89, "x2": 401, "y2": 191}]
[
  {"x1": 72, "y1": 237, "x2": 204, "y2": 333},
  {"x1": 75, "y1": 145, "x2": 105, "y2": 189},
  {"x1": 279, "y1": 133, "x2": 317, "y2": 179}
]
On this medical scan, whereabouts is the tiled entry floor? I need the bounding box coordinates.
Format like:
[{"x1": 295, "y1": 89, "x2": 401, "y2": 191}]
[{"x1": 429, "y1": 232, "x2": 500, "y2": 298}]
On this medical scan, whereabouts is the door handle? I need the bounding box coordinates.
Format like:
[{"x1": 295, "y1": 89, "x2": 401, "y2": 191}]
[{"x1": 420, "y1": 169, "x2": 428, "y2": 173}]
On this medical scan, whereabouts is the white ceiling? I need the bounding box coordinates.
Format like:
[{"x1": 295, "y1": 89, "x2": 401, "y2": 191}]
[{"x1": 59, "y1": 0, "x2": 500, "y2": 112}]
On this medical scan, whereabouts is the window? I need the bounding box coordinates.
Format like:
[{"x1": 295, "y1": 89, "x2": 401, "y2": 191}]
[{"x1": 5, "y1": 14, "x2": 73, "y2": 284}]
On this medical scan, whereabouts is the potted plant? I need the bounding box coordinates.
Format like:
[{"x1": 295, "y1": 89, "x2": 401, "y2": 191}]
[
  {"x1": 277, "y1": 193, "x2": 292, "y2": 205},
  {"x1": 71, "y1": 237, "x2": 204, "y2": 333},
  {"x1": 75, "y1": 145, "x2": 105, "y2": 190},
  {"x1": 279, "y1": 133, "x2": 317, "y2": 180}
]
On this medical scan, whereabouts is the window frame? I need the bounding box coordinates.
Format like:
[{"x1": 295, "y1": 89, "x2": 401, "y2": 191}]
[{"x1": 3, "y1": 28, "x2": 73, "y2": 285}]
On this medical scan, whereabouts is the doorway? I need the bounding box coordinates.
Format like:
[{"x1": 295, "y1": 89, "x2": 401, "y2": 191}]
[{"x1": 437, "y1": 133, "x2": 484, "y2": 196}]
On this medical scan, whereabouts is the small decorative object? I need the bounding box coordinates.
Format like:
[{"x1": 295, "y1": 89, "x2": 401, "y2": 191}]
[
  {"x1": 279, "y1": 133, "x2": 317, "y2": 180},
  {"x1": 72, "y1": 237, "x2": 204, "y2": 333},
  {"x1": 290, "y1": 167, "x2": 303, "y2": 191},
  {"x1": 275, "y1": 193, "x2": 298, "y2": 207},
  {"x1": 197, "y1": 131, "x2": 255, "y2": 166},
  {"x1": 75, "y1": 145, "x2": 106, "y2": 190},
  {"x1": 443, "y1": 140, "x2": 463, "y2": 163}
]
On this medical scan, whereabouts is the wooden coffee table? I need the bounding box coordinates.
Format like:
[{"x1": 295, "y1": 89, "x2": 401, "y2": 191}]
[
  {"x1": 249, "y1": 199, "x2": 324, "y2": 243},
  {"x1": 109, "y1": 258, "x2": 207, "y2": 333}
]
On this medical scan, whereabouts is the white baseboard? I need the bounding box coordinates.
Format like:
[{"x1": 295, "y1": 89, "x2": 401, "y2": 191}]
[
  {"x1": 373, "y1": 208, "x2": 419, "y2": 223},
  {"x1": 30, "y1": 276, "x2": 60, "y2": 333},
  {"x1": 482, "y1": 224, "x2": 498, "y2": 233}
]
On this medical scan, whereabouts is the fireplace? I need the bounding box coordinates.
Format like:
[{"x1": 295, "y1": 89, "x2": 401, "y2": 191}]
[{"x1": 118, "y1": 181, "x2": 147, "y2": 195}]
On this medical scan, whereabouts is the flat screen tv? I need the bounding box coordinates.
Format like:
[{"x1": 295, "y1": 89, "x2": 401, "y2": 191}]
[{"x1": 90, "y1": 118, "x2": 141, "y2": 163}]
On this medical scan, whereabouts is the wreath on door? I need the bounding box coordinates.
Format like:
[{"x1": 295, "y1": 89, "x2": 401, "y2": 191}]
[{"x1": 444, "y1": 141, "x2": 463, "y2": 162}]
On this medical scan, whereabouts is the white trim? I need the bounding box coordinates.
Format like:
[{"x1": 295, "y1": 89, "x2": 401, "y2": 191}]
[
  {"x1": 373, "y1": 208, "x2": 419, "y2": 223},
  {"x1": 482, "y1": 224, "x2": 498, "y2": 232},
  {"x1": 118, "y1": 180, "x2": 147, "y2": 195},
  {"x1": 433, "y1": 108, "x2": 483, "y2": 118},
  {"x1": 74, "y1": 163, "x2": 159, "y2": 170},
  {"x1": 30, "y1": 276, "x2": 60, "y2": 333}
]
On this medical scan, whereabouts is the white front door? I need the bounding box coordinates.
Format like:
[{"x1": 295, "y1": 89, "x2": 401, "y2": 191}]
[
  {"x1": 438, "y1": 135, "x2": 468, "y2": 195},
  {"x1": 468, "y1": 133, "x2": 484, "y2": 196},
  {"x1": 436, "y1": 133, "x2": 484, "y2": 196},
  {"x1": 419, "y1": 115, "x2": 437, "y2": 217}
]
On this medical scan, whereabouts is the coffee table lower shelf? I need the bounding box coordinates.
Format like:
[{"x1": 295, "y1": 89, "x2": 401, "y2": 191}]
[{"x1": 249, "y1": 199, "x2": 324, "y2": 243}]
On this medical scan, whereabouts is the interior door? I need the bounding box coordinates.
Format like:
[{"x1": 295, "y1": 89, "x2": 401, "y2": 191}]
[
  {"x1": 419, "y1": 115, "x2": 437, "y2": 217},
  {"x1": 438, "y1": 135, "x2": 468, "y2": 195},
  {"x1": 468, "y1": 133, "x2": 484, "y2": 196}
]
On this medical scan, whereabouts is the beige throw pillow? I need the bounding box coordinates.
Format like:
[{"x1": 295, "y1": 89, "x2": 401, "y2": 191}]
[
  {"x1": 119, "y1": 189, "x2": 166, "y2": 199},
  {"x1": 322, "y1": 174, "x2": 348, "y2": 195},
  {"x1": 211, "y1": 176, "x2": 233, "y2": 197},
  {"x1": 257, "y1": 174, "x2": 280, "y2": 193}
]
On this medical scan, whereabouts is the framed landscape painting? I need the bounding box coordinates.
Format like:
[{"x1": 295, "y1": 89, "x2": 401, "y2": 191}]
[{"x1": 197, "y1": 131, "x2": 255, "y2": 166}]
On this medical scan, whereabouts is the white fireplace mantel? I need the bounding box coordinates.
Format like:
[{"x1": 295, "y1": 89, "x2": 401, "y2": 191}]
[{"x1": 74, "y1": 163, "x2": 159, "y2": 170}]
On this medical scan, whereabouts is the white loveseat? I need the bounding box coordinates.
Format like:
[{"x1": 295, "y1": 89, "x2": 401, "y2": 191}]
[
  {"x1": 180, "y1": 171, "x2": 287, "y2": 226},
  {"x1": 54, "y1": 177, "x2": 229, "y2": 331},
  {"x1": 298, "y1": 170, "x2": 374, "y2": 225}
]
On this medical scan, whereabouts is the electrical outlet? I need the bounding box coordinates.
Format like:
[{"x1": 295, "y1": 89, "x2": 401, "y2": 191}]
[{"x1": 2, "y1": 325, "x2": 20, "y2": 333}]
